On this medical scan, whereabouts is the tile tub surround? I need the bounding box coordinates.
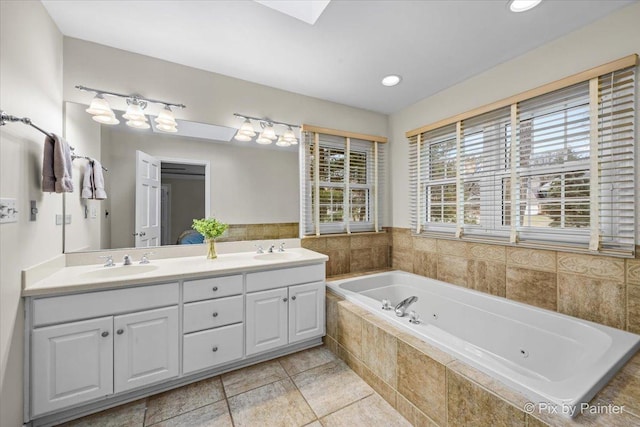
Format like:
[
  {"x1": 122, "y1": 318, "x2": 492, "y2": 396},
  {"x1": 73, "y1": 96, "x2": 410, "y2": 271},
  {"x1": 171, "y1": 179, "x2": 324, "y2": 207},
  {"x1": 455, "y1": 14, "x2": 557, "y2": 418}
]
[
  {"x1": 58, "y1": 346, "x2": 410, "y2": 427},
  {"x1": 216, "y1": 222, "x2": 299, "y2": 243},
  {"x1": 301, "y1": 230, "x2": 391, "y2": 277},
  {"x1": 324, "y1": 290, "x2": 640, "y2": 427},
  {"x1": 389, "y1": 227, "x2": 640, "y2": 333}
]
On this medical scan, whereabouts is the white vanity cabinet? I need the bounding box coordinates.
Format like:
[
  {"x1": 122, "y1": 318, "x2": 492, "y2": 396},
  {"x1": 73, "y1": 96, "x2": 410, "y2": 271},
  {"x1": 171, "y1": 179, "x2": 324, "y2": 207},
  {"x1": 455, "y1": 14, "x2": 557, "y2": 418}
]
[
  {"x1": 245, "y1": 264, "x2": 325, "y2": 356},
  {"x1": 29, "y1": 283, "x2": 179, "y2": 417}
]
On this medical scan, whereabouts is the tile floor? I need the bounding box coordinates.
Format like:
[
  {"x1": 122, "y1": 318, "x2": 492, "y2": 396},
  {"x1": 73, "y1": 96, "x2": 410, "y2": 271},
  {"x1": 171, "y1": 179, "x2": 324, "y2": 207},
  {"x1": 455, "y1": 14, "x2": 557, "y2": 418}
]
[{"x1": 59, "y1": 346, "x2": 411, "y2": 427}]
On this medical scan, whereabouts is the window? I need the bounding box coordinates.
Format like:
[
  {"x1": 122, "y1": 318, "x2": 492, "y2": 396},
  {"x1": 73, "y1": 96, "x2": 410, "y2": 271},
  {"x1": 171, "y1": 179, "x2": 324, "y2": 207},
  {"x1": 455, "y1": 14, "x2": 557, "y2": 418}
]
[
  {"x1": 409, "y1": 58, "x2": 636, "y2": 256},
  {"x1": 301, "y1": 128, "x2": 385, "y2": 235}
]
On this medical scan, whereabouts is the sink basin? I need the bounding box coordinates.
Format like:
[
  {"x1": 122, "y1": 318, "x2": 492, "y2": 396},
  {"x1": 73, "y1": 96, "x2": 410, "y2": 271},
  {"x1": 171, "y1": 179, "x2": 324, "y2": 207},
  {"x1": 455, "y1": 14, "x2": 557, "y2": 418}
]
[
  {"x1": 253, "y1": 252, "x2": 301, "y2": 261},
  {"x1": 80, "y1": 264, "x2": 159, "y2": 279}
]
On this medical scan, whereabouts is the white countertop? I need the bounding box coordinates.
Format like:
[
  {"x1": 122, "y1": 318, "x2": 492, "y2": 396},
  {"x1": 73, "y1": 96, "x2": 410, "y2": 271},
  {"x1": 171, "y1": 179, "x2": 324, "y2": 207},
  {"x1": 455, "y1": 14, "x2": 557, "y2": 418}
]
[{"x1": 23, "y1": 248, "x2": 328, "y2": 297}]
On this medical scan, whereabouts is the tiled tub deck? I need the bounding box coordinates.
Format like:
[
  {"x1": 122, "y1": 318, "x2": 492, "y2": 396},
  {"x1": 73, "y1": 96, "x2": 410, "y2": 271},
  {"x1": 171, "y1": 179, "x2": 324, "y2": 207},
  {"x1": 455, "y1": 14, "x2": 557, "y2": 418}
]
[{"x1": 325, "y1": 289, "x2": 640, "y2": 427}]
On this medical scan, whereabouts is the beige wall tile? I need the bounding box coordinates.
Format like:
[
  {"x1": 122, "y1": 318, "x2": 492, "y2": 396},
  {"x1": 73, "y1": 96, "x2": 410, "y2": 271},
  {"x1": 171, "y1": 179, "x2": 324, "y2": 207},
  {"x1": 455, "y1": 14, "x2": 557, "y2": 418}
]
[
  {"x1": 351, "y1": 248, "x2": 374, "y2": 273},
  {"x1": 337, "y1": 303, "x2": 363, "y2": 359},
  {"x1": 558, "y1": 273, "x2": 626, "y2": 329},
  {"x1": 506, "y1": 248, "x2": 556, "y2": 272},
  {"x1": 371, "y1": 232, "x2": 391, "y2": 247},
  {"x1": 327, "y1": 235, "x2": 350, "y2": 250},
  {"x1": 506, "y1": 267, "x2": 557, "y2": 311},
  {"x1": 436, "y1": 239, "x2": 468, "y2": 257},
  {"x1": 413, "y1": 237, "x2": 437, "y2": 253},
  {"x1": 396, "y1": 331, "x2": 455, "y2": 366},
  {"x1": 447, "y1": 369, "x2": 526, "y2": 427},
  {"x1": 392, "y1": 228, "x2": 413, "y2": 249},
  {"x1": 396, "y1": 393, "x2": 438, "y2": 427},
  {"x1": 627, "y1": 259, "x2": 640, "y2": 286},
  {"x1": 467, "y1": 260, "x2": 506, "y2": 297},
  {"x1": 371, "y1": 246, "x2": 390, "y2": 270},
  {"x1": 413, "y1": 251, "x2": 437, "y2": 279},
  {"x1": 557, "y1": 253, "x2": 625, "y2": 281},
  {"x1": 437, "y1": 255, "x2": 468, "y2": 287},
  {"x1": 397, "y1": 341, "x2": 447, "y2": 426},
  {"x1": 326, "y1": 292, "x2": 341, "y2": 339},
  {"x1": 277, "y1": 223, "x2": 298, "y2": 239},
  {"x1": 362, "y1": 319, "x2": 397, "y2": 387},
  {"x1": 246, "y1": 224, "x2": 265, "y2": 240},
  {"x1": 468, "y1": 243, "x2": 506, "y2": 262},
  {"x1": 336, "y1": 344, "x2": 365, "y2": 377},
  {"x1": 360, "y1": 365, "x2": 397, "y2": 408},
  {"x1": 392, "y1": 247, "x2": 414, "y2": 272},
  {"x1": 263, "y1": 224, "x2": 280, "y2": 239},
  {"x1": 327, "y1": 249, "x2": 350, "y2": 277},
  {"x1": 627, "y1": 285, "x2": 640, "y2": 334},
  {"x1": 301, "y1": 237, "x2": 327, "y2": 252}
]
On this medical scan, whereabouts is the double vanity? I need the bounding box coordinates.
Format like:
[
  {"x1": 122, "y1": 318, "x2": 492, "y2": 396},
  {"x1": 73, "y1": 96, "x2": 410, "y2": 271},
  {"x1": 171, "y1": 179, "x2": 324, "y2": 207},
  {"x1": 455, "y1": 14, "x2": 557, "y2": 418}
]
[{"x1": 22, "y1": 246, "x2": 327, "y2": 426}]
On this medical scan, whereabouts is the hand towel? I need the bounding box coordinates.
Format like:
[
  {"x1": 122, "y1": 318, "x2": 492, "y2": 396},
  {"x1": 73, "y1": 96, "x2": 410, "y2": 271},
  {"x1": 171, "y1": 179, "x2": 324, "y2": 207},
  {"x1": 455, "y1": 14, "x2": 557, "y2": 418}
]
[
  {"x1": 81, "y1": 161, "x2": 94, "y2": 199},
  {"x1": 92, "y1": 160, "x2": 107, "y2": 200},
  {"x1": 42, "y1": 134, "x2": 73, "y2": 193},
  {"x1": 42, "y1": 136, "x2": 55, "y2": 192}
]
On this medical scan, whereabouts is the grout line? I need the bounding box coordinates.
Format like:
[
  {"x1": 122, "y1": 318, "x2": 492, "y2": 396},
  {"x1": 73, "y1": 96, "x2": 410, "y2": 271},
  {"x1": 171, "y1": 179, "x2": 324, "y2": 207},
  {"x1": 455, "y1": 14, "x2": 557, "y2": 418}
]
[{"x1": 220, "y1": 377, "x2": 236, "y2": 427}]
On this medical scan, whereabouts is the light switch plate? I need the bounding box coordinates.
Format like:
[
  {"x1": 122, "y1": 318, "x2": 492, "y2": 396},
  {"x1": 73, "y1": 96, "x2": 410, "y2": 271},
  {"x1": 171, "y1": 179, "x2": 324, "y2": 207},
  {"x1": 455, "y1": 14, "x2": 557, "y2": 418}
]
[{"x1": 0, "y1": 198, "x2": 18, "y2": 223}]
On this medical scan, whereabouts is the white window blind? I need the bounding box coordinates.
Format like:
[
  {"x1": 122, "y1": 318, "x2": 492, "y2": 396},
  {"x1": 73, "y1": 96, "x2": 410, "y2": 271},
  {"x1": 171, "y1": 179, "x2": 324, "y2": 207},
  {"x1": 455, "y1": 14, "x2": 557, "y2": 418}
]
[
  {"x1": 301, "y1": 131, "x2": 385, "y2": 235},
  {"x1": 409, "y1": 64, "x2": 636, "y2": 256}
]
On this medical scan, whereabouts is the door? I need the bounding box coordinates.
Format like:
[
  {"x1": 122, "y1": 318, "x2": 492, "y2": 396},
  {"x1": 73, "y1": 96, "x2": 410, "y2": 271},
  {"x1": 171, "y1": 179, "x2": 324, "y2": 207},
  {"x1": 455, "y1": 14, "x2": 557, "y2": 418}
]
[
  {"x1": 246, "y1": 288, "x2": 288, "y2": 356},
  {"x1": 31, "y1": 317, "x2": 113, "y2": 417},
  {"x1": 160, "y1": 184, "x2": 171, "y2": 245},
  {"x1": 289, "y1": 282, "x2": 325, "y2": 343},
  {"x1": 113, "y1": 306, "x2": 179, "y2": 393},
  {"x1": 135, "y1": 150, "x2": 161, "y2": 248}
]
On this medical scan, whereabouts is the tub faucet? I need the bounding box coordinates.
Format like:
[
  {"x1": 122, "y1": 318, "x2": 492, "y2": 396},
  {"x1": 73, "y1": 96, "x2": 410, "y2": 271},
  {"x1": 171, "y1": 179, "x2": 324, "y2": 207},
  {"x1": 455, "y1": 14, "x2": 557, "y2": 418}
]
[
  {"x1": 395, "y1": 296, "x2": 418, "y2": 317},
  {"x1": 123, "y1": 254, "x2": 132, "y2": 266}
]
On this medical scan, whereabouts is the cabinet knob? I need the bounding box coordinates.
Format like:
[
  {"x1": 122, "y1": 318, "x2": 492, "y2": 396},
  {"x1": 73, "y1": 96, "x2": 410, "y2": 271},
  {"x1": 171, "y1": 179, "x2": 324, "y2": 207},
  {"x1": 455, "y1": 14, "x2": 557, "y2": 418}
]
[
  {"x1": 212, "y1": 286, "x2": 219, "y2": 292},
  {"x1": 291, "y1": 296, "x2": 297, "y2": 301},
  {"x1": 101, "y1": 331, "x2": 109, "y2": 337},
  {"x1": 117, "y1": 329, "x2": 124, "y2": 335},
  {"x1": 212, "y1": 346, "x2": 218, "y2": 352},
  {"x1": 212, "y1": 312, "x2": 219, "y2": 317},
  {"x1": 283, "y1": 297, "x2": 288, "y2": 302}
]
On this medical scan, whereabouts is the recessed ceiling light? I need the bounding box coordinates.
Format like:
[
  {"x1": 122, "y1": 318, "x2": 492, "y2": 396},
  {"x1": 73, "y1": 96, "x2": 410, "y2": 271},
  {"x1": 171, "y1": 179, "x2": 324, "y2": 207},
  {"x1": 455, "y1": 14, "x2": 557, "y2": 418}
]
[
  {"x1": 382, "y1": 75, "x2": 402, "y2": 87},
  {"x1": 508, "y1": 0, "x2": 542, "y2": 13}
]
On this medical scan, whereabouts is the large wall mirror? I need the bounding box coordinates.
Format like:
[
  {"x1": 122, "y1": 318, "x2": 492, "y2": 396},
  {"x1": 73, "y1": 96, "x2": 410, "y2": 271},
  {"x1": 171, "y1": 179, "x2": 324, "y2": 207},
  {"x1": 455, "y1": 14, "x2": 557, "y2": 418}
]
[{"x1": 63, "y1": 102, "x2": 300, "y2": 253}]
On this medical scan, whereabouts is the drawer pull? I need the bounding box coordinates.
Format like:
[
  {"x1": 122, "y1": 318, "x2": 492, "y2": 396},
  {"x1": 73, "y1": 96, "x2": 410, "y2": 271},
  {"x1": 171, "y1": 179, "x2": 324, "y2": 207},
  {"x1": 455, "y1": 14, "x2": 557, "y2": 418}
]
[
  {"x1": 212, "y1": 346, "x2": 219, "y2": 352},
  {"x1": 212, "y1": 312, "x2": 219, "y2": 317},
  {"x1": 117, "y1": 329, "x2": 124, "y2": 335},
  {"x1": 291, "y1": 296, "x2": 297, "y2": 301},
  {"x1": 101, "y1": 331, "x2": 109, "y2": 337},
  {"x1": 283, "y1": 297, "x2": 288, "y2": 302},
  {"x1": 212, "y1": 286, "x2": 219, "y2": 292}
]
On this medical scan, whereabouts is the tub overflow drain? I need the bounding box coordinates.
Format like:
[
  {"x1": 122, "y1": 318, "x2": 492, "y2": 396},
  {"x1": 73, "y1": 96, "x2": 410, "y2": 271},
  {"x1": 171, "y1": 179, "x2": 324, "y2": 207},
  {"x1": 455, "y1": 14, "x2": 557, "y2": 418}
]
[
  {"x1": 519, "y1": 349, "x2": 529, "y2": 358},
  {"x1": 432, "y1": 313, "x2": 438, "y2": 320}
]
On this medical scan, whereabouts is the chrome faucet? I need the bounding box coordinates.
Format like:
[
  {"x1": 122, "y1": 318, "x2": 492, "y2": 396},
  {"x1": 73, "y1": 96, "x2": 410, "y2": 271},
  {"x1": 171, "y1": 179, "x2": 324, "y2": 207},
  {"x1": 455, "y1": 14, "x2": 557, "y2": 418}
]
[
  {"x1": 123, "y1": 254, "x2": 132, "y2": 266},
  {"x1": 395, "y1": 296, "x2": 418, "y2": 317},
  {"x1": 278, "y1": 242, "x2": 286, "y2": 252},
  {"x1": 268, "y1": 244, "x2": 276, "y2": 253},
  {"x1": 139, "y1": 252, "x2": 154, "y2": 264},
  {"x1": 100, "y1": 255, "x2": 115, "y2": 267},
  {"x1": 255, "y1": 245, "x2": 264, "y2": 254}
]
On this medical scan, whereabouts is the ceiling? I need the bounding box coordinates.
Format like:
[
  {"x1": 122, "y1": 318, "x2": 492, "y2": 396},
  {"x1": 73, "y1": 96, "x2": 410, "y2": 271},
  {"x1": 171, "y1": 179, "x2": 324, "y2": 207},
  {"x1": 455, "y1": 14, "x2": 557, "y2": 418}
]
[{"x1": 43, "y1": 0, "x2": 634, "y2": 115}]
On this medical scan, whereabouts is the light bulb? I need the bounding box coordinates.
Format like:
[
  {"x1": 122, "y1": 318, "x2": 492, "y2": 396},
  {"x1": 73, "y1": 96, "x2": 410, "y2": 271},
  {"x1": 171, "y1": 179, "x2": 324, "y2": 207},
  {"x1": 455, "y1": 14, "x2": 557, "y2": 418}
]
[
  {"x1": 234, "y1": 131, "x2": 252, "y2": 141},
  {"x1": 256, "y1": 132, "x2": 273, "y2": 144},
  {"x1": 261, "y1": 124, "x2": 277, "y2": 140},
  {"x1": 156, "y1": 123, "x2": 177, "y2": 133},
  {"x1": 92, "y1": 114, "x2": 120, "y2": 125},
  {"x1": 126, "y1": 119, "x2": 151, "y2": 129},
  {"x1": 239, "y1": 119, "x2": 256, "y2": 137},
  {"x1": 155, "y1": 106, "x2": 176, "y2": 126},
  {"x1": 283, "y1": 127, "x2": 296, "y2": 142},
  {"x1": 508, "y1": 0, "x2": 542, "y2": 12},
  {"x1": 123, "y1": 102, "x2": 147, "y2": 122},
  {"x1": 276, "y1": 135, "x2": 291, "y2": 147}
]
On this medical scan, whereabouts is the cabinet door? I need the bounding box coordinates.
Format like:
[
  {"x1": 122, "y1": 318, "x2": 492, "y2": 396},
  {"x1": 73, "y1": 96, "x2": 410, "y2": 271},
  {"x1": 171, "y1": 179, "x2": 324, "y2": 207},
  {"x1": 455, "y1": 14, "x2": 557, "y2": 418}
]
[
  {"x1": 114, "y1": 306, "x2": 179, "y2": 393},
  {"x1": 32, "y1": 317, "x2": 113, "y2": 417},
  {"x1": 246, "y1": 288, "x2": 288, "y2": 356},
  {"x1": 289, "y1": 282, "x2": 325, "y2": 343}
]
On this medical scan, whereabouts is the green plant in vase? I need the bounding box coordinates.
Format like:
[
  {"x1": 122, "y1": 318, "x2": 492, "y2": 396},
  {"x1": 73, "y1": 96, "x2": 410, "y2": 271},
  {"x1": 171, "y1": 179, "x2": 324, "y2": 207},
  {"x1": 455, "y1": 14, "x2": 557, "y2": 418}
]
[{"x1": 192, "y1": 217, "x2": 228, "y2": 259}]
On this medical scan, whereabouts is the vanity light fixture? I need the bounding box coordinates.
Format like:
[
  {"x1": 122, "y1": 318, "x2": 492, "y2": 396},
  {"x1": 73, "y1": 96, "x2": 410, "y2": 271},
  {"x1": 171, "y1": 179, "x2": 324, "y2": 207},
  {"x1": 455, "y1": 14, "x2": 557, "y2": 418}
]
[
  {"x1": 233, "y1": 113, "x2": 300, "y2": 147},
  {"x1": 508, "y1": 0, "x2": 542, "y2": 12},
  {"x1": 76, "y1": 85, "x2": 186, "y2": 133}
]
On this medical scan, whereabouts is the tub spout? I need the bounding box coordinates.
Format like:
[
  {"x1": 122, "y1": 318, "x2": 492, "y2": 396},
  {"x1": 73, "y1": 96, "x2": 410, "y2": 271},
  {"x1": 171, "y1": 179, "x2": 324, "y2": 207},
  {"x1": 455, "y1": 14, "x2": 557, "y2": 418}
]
[{"x1": 395, "y1": 296, "x2": 418, "y2": 317}]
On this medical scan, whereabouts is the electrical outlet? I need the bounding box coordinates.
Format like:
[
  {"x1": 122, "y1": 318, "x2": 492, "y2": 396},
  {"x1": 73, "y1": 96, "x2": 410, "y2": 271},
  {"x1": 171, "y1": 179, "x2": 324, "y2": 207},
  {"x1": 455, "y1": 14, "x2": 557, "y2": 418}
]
[{"x1": 0, "y1": 198, "x2": 18, "y2": 223}]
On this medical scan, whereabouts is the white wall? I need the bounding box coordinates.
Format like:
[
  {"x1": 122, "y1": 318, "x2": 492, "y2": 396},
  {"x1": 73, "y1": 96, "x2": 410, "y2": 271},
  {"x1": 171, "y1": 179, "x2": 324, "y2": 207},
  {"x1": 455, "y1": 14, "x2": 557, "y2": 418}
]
[
  {"x1": 389, "y1": 2, "x2": 640, "y2": 240},
  {"x1": 0, "y1": 2, "x2": 63, "y2": 426},
  {"x1": 101, "y1": 127, "x2": 299, "y2": 249},
  {"x1": 63, "y1": 102, "x2": 103, "y2": 252}
]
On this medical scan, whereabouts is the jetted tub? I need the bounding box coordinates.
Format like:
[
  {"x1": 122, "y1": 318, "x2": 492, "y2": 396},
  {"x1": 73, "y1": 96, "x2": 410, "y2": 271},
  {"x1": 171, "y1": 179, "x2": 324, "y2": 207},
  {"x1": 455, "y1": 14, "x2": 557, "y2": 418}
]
[{"x1": 327, "y1": 270, "x2": 640, "y2": 414}]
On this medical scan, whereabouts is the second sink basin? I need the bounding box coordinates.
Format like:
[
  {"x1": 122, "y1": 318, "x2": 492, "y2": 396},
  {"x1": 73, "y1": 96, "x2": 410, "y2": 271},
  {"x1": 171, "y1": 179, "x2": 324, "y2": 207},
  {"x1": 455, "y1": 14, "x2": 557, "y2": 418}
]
[{"x1": 80, "y1": 264, "x2": 159, "y2": 280}]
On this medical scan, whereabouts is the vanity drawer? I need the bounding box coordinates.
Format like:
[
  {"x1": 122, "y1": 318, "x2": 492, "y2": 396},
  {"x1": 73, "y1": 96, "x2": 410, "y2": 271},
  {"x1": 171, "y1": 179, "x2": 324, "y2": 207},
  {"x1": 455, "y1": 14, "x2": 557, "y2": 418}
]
[
  {"x1": 183, "y1": 295, "x2": 243, "y2": 333},
  {"x1": 183, "y1": 275, "x2": 243, "y2": 303},
  {"x1": 183, "y1": 323, "x2": 243, "y2": 374},
  {"x1": 246, "y1": 264, "x2": 325, "y2": 293},
  {"x1": 33, "y1": 283, "x2": 179, "y2": 327}
]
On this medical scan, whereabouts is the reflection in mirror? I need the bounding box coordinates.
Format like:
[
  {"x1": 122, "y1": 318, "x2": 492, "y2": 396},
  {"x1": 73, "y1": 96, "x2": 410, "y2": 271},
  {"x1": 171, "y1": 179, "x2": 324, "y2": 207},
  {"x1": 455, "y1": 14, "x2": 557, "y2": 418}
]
[{"x1": 63, "y1": 102, "x2": 300, "y2": 253}]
